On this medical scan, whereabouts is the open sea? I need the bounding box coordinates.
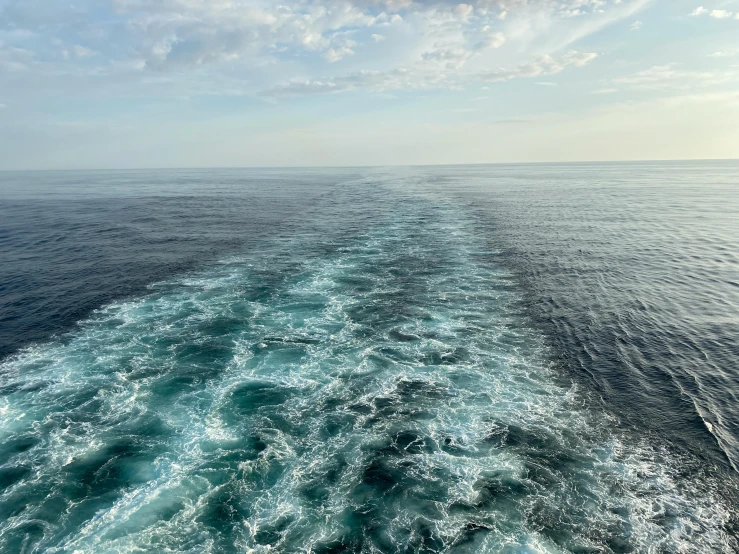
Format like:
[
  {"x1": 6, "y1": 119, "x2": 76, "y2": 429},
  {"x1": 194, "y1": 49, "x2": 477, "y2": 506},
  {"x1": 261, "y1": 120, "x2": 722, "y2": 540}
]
[{"x1": 0, "y1": 162, "x2": 738, "y2": 553}]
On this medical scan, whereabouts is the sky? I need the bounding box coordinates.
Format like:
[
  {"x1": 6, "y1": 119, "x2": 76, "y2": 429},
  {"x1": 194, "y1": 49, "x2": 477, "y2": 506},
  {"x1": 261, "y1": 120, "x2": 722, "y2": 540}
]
[{"x1": 0, "y1": 0, "x2": 738, "y2": 169}]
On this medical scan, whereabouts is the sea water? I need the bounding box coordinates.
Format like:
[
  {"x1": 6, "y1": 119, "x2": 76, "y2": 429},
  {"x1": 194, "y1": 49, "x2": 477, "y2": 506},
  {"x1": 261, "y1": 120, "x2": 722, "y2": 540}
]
[{"x1": 0, "y1": 164, "x2": 737, "y2": 553}]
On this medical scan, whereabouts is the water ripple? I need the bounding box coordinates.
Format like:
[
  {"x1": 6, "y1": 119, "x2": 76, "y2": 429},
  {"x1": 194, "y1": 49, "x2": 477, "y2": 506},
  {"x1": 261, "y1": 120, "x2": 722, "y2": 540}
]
[{"x1": 1, "y1": 183, "x2": 736, "y2": 553}]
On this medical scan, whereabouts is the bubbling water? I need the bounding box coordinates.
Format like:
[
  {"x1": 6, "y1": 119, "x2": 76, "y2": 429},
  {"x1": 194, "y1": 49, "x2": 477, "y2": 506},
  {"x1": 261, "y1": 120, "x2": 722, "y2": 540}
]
[{"x1": 0, "y1": 186, "x2": 736, "y2": 553}]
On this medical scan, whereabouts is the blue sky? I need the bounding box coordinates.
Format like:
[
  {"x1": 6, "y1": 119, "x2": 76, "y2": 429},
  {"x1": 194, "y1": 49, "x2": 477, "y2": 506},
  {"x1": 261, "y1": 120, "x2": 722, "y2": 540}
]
[{"x1": 0, "y1": 0, "x2": 738, "y2": 169}]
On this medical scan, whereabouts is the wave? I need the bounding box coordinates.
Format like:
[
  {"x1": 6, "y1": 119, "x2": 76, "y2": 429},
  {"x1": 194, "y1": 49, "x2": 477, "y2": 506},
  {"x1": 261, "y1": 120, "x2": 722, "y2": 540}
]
[{"x1": 0, "y1": 186, "x2": 736, "y2": 553}]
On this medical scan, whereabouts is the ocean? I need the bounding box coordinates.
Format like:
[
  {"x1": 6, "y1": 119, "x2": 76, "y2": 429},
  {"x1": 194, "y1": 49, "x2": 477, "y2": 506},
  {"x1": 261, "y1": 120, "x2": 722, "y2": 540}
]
[{"x1": 0, "y1": 163, "x2": 737, "y2": 553}]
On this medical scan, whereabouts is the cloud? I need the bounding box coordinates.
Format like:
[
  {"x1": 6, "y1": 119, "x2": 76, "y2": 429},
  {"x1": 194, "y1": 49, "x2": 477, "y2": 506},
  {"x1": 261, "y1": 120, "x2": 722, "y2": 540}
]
[
  {"x1": 260, "y1": 67, "x2": 457, "y2": 97},
  {"x1": 690, "y1": 6, "x2": 739, "y2": 19},
  {"x1": 591, "y1": 88, "x2": 618, "y2": 94},
  {"x1": 420, "y1": 27, "x2": 505, "y2": 71},
  {"x1": 422, "y1": 46, "x2": 475, "y2": 69},
  {"x1": 60, "y1": 44, "x2": 96, "y2": 60},
  {"x1": 476, "y1": 29, "x2": 506, "y2": 50},
  {"x1": 261, "y1": 48, "x2": 598, "y2": 97},
  {"x1": 0, "y1": 0, "x2": 645, "y2": 69},
  {"x1": 452, "y1": 3, "x2": 474, "y2": 21},
  {"x1": 613, "y1": 63, "x2": 739, "y2": 90},
  {"x1": 260, "y1": 79, "x2": 346, "y2": 97},
  {"x1": 3, "y1": 0, "x2": 739, "y2": 170},
  {"x1": 479, "y1": 51, "x2": 598, "y2": 82},
  {"x1": 0, "y1": 41, "x2": 35, "y2": 71},
  {"x1": 325, "y1": 46, "x2": 355, "y2": 62},
  {"x1": 0, "y1": 0, "x2": 648, "y2": 106},
  {"x1": 323, "y1": 36, "x2": 358, "y2": 62},
  {"x1": 710, "y1": 9, "x2": 734, "y2": 19}
]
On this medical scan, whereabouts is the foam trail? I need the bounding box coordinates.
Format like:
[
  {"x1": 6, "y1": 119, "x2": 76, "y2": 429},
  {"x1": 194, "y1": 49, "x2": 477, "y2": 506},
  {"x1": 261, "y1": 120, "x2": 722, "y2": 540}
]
[{"x1": 0, "y1": 184, "x2": 736, "y2": 553}]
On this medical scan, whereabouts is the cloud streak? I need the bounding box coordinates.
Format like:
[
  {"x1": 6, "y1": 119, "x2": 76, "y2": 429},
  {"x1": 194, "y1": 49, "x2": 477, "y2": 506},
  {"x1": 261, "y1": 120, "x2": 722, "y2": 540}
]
[{"x1": 479, "y1": 51, "x2": 598, "y2": 82}]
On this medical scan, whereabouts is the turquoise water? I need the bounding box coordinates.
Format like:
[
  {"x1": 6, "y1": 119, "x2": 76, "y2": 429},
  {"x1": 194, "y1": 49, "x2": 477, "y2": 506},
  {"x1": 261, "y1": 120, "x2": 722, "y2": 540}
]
[{"x1": 0, "y1": 167, "x2": 737, "y2": 552}]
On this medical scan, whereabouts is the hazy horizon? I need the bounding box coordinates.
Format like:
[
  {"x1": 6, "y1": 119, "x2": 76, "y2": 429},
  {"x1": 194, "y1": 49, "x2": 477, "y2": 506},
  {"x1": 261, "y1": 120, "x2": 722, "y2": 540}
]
[{"x1": 1, "y1": 158, "x2": 739, "y2": 173}]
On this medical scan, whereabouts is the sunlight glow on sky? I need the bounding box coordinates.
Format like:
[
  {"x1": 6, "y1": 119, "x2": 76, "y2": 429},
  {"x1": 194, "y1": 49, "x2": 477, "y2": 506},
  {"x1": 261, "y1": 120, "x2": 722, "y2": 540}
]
[{"x1": 0, "y1": 0, "x2": 738, "y2": 168}]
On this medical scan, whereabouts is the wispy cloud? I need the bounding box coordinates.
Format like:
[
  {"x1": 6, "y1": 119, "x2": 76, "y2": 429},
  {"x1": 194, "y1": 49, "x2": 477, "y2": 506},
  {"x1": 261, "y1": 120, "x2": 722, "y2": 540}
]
[
  {"x1": 479, "y1": 51, "x2": 598, "y2": 83},
  {"x1": 613, "y1": 63, "x2": 739, "y2": 90},
  {"x1": 260, "y1": 48, "x2": 598, "y2": 97},
  {"x1": 689, "y1": 6, "x2": 739, "y2": 19},
  {"x1": 591, "y1": 88, "x2": 618, "y2": 94},
  {"x1": 260, "y1": 68, "x2": 457, "y2": 97}
]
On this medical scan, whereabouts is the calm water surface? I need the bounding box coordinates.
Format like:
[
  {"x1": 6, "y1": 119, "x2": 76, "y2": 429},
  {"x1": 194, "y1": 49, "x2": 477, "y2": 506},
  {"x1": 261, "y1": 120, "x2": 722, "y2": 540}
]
[{"x1": 0, "y1": 163, "x2": 737, "y2": 553}]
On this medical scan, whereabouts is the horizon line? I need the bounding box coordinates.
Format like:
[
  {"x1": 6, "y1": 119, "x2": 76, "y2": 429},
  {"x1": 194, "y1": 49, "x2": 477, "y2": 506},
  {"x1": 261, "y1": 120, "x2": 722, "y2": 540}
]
[{"x1": 1, "y1": 157, "x2": 738, "y2": 173}]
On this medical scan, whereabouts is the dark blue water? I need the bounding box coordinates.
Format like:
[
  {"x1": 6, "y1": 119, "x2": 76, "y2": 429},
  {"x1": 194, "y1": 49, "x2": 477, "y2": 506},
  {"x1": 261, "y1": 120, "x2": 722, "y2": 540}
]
[{"x1": 0, "y1": 164, "x2": 737, "y2": 553}]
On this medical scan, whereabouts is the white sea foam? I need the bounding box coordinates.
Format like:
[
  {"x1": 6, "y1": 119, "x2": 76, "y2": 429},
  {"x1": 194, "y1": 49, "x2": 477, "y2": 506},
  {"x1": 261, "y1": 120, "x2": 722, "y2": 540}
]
[{"x1": 0, "y1": 187, "x2": 736, "y2": 553}]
